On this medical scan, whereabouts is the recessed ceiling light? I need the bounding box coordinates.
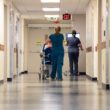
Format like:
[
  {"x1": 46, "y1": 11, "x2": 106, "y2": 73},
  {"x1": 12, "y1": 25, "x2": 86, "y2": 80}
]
[
  {"x1": 45, "y1": 15, "x2": 59, "y2": 18},
  {"x1": 45, "y1": 15, "x2": 59, "y2": 21},
  {"x1": 43, "y1": 8, "x2": 60, "y2": 12},
  {"x1": 41, "y1": 0, "x2": 60, "y2": 3}
]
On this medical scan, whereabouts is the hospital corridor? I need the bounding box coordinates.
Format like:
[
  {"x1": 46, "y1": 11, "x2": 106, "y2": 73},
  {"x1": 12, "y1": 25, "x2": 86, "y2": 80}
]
[{"x1": 0, "y1": 0, "x2": 110, "y2": 110}]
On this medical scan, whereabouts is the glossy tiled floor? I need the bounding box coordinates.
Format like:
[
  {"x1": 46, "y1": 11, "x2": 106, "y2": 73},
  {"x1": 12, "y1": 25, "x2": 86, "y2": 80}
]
[{"x1": 0, "y1": 73, "x2": 110, "y2": 110}]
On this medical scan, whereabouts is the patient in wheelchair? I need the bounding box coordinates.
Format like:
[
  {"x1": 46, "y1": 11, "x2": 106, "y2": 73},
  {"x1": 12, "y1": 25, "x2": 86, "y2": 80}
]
[{"x1": 40, "y1": 35, "x2": 52, "y2": 79}]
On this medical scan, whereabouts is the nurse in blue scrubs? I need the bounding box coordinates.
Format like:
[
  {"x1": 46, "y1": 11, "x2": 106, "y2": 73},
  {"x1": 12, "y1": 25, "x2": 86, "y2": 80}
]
[{"x1": 49, "y1": 26, "x2": 64, "y2": 81}]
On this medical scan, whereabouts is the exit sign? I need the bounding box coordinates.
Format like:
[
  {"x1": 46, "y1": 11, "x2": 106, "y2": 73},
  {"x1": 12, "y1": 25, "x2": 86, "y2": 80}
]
[{"x1": 63, "y1": 13, "x2": 71, "y2": 20}]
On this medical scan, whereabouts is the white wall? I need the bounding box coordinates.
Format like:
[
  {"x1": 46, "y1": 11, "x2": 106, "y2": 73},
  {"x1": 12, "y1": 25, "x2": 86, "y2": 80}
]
[
  {"x1": 72, "y1": 14, "x2": 86, "y2": 72},
  {"x1": 1, "y1": 0, "x2": 25, "y2": 80},
  {"x1": 4, "y1": 5, "x2": 8, "y2": 81},
  {"x1": 101, "y1": 0, "x2": 106, "y2": 84},
  {"x1": 28, "y1": 28, "x2": 46, "y2": 72},
  {"x1": 27, "y1": 28, "x2": 71, "y2": 73},
  {"x1": 86, "y1": 0, "x2": 93, "y2": 78},
  {"x1": 0, "y1": 0, "x2": 4, "y2": 80},
  {"x1": 26, "y1": 14, "x2": 86, "y2": 73},
  {"x1": 23, "y1": 26, "x2": 29, "y2": 71},
  {"x1": 19, "y1": 18, "x2": 25, "y2": 73},
  {"x1": 108, "y1": 0, "x2": 110, "y2": 84},
  {"x1": 86, "y1": 0, "x2": 110, "y2": 86},
  {"x1": 101, "y1": 0, "x2": 110, "y2": 84},
  {"x1": 96, "y1": 0, "x2": 110, "y2": 85},
  {"x1": 7, "y1": 3, "x2": 21, "y2": 77},
  {"x1": 86, "y1": 0, "x2": 98, "y2": 78}
]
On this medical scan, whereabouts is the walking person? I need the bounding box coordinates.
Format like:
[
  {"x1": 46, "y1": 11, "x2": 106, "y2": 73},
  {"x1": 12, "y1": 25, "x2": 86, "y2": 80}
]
[
  {"x1": 48, "y1": 26, "x2": 64, "y2": 81},
  {"x1": 66, "y1": 30, "x2": 83, "y2": 79}
]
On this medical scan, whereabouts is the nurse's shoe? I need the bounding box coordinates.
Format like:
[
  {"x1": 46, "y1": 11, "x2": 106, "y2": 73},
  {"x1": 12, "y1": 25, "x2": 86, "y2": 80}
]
[
  {"x1": 57, "y1": 78, "x2": 63, "y2": 81},
  {"x1": 74, "y1": 76, "x2": 78, "y2": 81}
]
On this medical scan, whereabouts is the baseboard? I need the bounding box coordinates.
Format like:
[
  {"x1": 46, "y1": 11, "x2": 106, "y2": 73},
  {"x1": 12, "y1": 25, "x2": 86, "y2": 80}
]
[
  {"x1": 0, "y1": 80, "x2": 4, "y2": 84},
  {"x1": 20, "y1": 70, "x2": 28, "y2": 75},
  {"x1": 86, "y1": 74, "x2": 97, "y2": 81},
  {"x1": 24, "y1": 70, "x2": 28, "y2": 74},
  {"x1": 79, "y1": 72, "x2": 86, "y2": 75},
  {"x1": 102, "y1": 83, "x2": 109, "y2": 90},
  {"x1": 7, "y1": 78, "x2": 12, "y2": 82}
]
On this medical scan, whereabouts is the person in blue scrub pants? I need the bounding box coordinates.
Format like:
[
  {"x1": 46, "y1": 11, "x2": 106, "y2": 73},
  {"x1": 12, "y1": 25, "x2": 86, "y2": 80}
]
[
  {"x1": 49, "y1": 26, "x2": 64, "y2": 81},
  {"x1": 66, "y1": 30, "x2": 83, "y2": 78}
]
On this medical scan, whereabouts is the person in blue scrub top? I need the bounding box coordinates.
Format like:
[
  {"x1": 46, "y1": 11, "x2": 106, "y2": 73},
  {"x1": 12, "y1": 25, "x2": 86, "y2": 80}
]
[
  {"x1": 66, "y1": 30, "x2": 83, "y2": 78},
  {"x1": 49, "y1": 26, "x2": 64, "y2": 81}
]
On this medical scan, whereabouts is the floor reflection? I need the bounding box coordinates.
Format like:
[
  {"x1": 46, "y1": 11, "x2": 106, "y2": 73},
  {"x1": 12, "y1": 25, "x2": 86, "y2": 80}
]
[{"x1": 0, "y1": 74, "x2": 110, "y2": 110}]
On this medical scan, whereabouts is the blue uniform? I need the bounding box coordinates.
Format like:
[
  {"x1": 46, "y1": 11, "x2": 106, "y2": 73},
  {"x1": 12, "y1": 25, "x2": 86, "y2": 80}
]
[
  {"x1": 42, "y1": 44, "x2": 52, "y2": 65},
  {"x1": 49, "y1": 33, "x2": 64, "y2": 80},
  {"x1": 66, "y1": 36, "x2": 81, "y2": 76}
]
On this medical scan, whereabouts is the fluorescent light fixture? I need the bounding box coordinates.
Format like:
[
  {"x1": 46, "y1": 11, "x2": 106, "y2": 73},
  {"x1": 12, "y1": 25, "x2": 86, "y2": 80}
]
[
  {"x1": 45, "y1": 15, "x2": 59, "y2": 18},
  {"x1": 41, "y1": 0, "x2": 60, "y2": 3},
  {"x1": 43, "y1": 8, "x2": 60, "y2": 12}
]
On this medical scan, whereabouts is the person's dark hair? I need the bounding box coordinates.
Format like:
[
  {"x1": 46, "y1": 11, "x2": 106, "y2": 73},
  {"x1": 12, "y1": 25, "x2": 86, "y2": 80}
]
[
  {"x1": 72, "y1": 30, "x2": 77, "y2": 35},
  {"x1": 55, "y1": 26, "x2": 61, "y2": 32},
  {"x1": 55, "y1": 26, "x2": 61, "y2": 34}
]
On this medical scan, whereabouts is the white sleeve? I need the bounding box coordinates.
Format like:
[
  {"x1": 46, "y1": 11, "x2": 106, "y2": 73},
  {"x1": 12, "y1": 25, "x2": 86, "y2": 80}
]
[{"x1": 40, "y1": 45, "x2": 44, "y2": 53}]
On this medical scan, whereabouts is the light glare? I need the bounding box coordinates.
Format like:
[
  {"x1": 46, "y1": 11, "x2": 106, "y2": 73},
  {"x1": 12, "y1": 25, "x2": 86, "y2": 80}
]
[
  {"x1": 41, "y1": 0, "x2": 60, "y2": 3},
  {"x1": 43, "y1": 8, "x2": 60, "y2": 12}
]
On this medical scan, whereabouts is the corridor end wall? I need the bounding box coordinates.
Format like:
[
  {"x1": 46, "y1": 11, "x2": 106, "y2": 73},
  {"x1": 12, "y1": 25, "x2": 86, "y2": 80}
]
[{"x1": 25, "y1": 14, "x2": 86, "y2": 74}]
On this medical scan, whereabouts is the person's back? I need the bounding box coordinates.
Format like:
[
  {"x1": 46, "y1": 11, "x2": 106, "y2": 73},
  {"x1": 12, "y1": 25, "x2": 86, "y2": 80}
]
[
  {"x1": 49, "y1": 26, "x2": 64, "y2": 81},
  {"x1": 67, "y1": 36, "x2": 80, "y2": 53},
  {"x1": 66, "y1": 30, "x2": 83, "y2": 77},
  {"x1": 50, "y1": 33, "x2": 64, "y2": 53}
]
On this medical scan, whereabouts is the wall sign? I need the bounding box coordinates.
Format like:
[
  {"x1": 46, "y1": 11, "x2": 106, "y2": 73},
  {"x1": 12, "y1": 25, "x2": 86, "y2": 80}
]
[{"x1": 63, "y1": 13, "x2": 71, "y2": 20}]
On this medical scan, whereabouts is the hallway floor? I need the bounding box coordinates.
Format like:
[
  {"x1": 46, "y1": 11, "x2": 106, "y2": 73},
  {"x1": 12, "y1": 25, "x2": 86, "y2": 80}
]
[{"x1": 0, "y1": 73, "x2": 110, "y2": 110}]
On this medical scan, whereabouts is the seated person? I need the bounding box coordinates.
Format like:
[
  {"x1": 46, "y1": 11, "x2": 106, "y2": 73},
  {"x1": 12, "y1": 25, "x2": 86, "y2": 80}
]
[
  {"x1": 40, "y1": 35, "x2": 52, "y2": 78},
  {"x1": 42, "y1": 41, "x2": 52, "y2": 65}
]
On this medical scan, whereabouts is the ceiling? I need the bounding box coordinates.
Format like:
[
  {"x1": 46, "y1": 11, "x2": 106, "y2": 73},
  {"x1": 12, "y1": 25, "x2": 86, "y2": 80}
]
[{"x1": 12, "y1": 0, "x2": 90, "y2": 24}]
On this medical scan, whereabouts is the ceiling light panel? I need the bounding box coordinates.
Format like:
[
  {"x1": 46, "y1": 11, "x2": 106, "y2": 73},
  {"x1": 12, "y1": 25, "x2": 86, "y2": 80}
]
[
  {"x1": 45, "y1": 15, "x2": 59, "y2": 18},
  {"x1": 41, "y1": 0, "x2": 60, "y2": 3},
  {"x1": 43, "y1": 8, "x2": 60, "y2": 11}
]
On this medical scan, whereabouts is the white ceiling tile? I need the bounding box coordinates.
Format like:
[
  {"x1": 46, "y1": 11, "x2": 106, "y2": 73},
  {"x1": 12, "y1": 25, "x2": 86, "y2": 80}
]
[
  {"x1": 42, "y1": 3, "x2": 60, "y2": 8},
  {"x1": 13, "y1": 0, "x2": 90, "y2": 19}
]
